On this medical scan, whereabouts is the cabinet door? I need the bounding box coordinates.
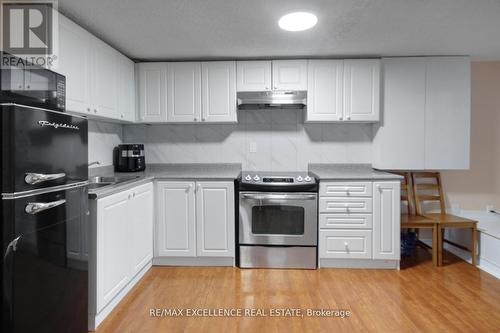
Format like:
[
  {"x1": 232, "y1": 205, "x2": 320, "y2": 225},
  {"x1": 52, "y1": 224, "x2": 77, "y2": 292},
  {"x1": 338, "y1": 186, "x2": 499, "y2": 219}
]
[
  {"x1": 236, "y1": 60, "x2": 272, "y2": 91},
  {"x1": 306, "y1": 60, "x2": 344, "y2": 122},
  {"x1": 96, "y1": 190, "x2": 131, "y2": 311},
  {"x1": 373, "y1": 58, "x2": 426, "y2": 169},
  {"x1": 156, "y1": 181, "x2": 196, "y2": 256},
  {"x1": 424, "y1": 57, "x2": 471, "y2": 169},
  {"x1": 272, "y1": 60, "x2": 308, "y2": 91},
  {"x1": 129, "y1": 183, "x2": 154, "y2": 276},
  {"x1": 91, "y1": 37, "x2": 118, "y2": 118},
  {"x1": 373, "y1": 182, "x2": 400, "y2": 260},
  {"x1": 201, "y1": 61, "x2": 237, "y2": 123},
  {"x1": 167, "y1": 62, "x2": 202, "y2": 122},
  {"x1": 343, "y1": 59, "x2": 380, "y2": 122},
  {"x1": 137, "y1": 63, "x2": 167, "y2": 122},
  {"x1": 196, "y1": 182, "x2": 235, "y2": 257},
  {"x1": 117, "y1": 54, "x2": 136, "y2": 122},
  {"x1": 58, "y1": 14, "x2": 92, "y2": 115}
]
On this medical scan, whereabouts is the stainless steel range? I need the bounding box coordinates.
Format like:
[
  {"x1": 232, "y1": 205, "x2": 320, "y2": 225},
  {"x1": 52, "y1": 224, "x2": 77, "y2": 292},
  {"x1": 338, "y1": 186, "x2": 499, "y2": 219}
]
[{"x1": 237, "y1": 171, "x2": 318, "y2": 269}]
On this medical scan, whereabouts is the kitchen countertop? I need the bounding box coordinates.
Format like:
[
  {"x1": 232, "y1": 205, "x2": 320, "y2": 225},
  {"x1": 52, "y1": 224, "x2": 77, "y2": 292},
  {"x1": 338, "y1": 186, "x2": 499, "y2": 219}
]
[
  {"x1": 308, "y1": 163, "x2": 403, "y2": 180},
  {"x1": 88, "y1": 163, "x2": 241, "y2": 199}
]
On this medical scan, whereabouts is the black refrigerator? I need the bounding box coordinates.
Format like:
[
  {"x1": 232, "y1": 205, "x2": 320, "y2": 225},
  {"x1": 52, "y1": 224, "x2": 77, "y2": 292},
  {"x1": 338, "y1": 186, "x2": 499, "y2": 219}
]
[{"x1": 1, "y1": 59, "x2": 89, "y2": 333}]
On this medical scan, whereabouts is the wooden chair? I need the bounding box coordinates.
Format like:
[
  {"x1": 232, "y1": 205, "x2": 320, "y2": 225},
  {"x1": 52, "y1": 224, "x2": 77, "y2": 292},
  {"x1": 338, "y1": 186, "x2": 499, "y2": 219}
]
[
  {"x1": 412, "y1": 172, "x2": 478, "y2": 266},
  {"x1": 395, "y1": 172, "x2": 438, "y2": 266}
]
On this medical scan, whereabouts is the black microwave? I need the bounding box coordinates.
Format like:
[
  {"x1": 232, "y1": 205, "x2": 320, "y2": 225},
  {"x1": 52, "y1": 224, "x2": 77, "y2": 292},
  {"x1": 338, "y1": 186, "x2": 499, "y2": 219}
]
[{"x1": 0, "y1": 54, "x2": 66, "y2": 112}]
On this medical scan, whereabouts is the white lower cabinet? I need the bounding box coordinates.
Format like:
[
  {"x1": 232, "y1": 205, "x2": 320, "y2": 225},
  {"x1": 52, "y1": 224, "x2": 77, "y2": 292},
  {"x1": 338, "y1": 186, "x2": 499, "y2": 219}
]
[
  {"x1": 318, "y1": 180, "x2": 400, "y2": 268},
  {"x1": 91, "y1": 182, "x2": 153, "y2": 328},
  {"x1": 155, "y1": 181, "x2": 235, "y2": 261},
  {"x1": 196, "y1": 182, "x2": 235, "y2": 257},
  {"x1": 373, "y1": 181, "x2": 401, "y2": 260},
  {"x1": 319, "y1": 230, "x2": 373, "y2": 259},
  {"x1": 156, "y1": 181, "x2": 196, "y2": 256}
]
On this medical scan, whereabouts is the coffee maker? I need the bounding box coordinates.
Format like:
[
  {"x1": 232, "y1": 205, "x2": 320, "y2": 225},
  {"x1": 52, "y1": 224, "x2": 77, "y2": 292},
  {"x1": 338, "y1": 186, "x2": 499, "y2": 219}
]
[{"x1": 114, "y1": 144, "x2": 146, "y2": 172}]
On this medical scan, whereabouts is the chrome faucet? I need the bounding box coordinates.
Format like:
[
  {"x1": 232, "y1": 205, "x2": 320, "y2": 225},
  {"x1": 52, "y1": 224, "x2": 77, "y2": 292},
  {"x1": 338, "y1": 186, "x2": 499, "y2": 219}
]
[{"x1": 88, "y1": 161, "x2": 100, "y2": 167}]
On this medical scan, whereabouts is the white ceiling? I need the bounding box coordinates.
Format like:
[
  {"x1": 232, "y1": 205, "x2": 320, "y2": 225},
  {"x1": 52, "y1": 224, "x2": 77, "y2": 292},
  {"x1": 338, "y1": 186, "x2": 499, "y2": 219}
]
[{"x1": 58, "y1": 0, "x2": 500, "y2": 61}]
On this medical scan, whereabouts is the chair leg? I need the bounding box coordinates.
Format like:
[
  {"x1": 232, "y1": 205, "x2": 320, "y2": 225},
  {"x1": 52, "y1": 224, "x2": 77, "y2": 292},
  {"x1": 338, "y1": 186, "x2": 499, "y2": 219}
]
[
  {"x1": 432, "y1": 224, "x2": 438, "y2": 266},
  {"x1": 437, "y1": 226, "x2": 444, "y2": 266},
  {"x1": 471, "y1": 226, "x2": 477, "y2": 266}
]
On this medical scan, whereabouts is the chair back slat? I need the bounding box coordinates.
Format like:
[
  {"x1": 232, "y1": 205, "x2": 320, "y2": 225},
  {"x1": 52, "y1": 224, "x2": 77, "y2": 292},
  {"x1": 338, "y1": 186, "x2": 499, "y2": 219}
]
[
  {"x1": 412, "y1": 172, "x2": 446, "y2": 215},
  {"x1": 391, "y1": 171, "x2": 416, "y2": 215}
]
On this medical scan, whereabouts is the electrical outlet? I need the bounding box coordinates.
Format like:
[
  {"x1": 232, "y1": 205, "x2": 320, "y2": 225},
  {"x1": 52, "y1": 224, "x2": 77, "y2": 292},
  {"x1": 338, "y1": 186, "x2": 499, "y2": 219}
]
[{"x1": 249, "y1": 142, "x2": 257, "y2": 153}]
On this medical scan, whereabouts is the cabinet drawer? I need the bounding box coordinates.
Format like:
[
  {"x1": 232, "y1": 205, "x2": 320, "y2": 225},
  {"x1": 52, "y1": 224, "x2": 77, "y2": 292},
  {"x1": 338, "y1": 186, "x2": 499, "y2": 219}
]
[
  {"x1": 319, "y1": 182, "x2": 373, "y2": 197},
  {"x1": 319, "y1": 230, "x2": 372, "y2": 259},
  {"x1": 319, "y1": 213, "x2": 373, "y2": 229},
  {"x1": 319, "y1": 198, "x2": 372, "y2": 213}
]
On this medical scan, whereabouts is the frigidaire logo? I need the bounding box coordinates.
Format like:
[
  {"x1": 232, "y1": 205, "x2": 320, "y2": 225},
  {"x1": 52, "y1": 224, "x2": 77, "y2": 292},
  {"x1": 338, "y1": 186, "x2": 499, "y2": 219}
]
[{"x1": 38, "y1": 120, "x2": 79, "y2": 130}]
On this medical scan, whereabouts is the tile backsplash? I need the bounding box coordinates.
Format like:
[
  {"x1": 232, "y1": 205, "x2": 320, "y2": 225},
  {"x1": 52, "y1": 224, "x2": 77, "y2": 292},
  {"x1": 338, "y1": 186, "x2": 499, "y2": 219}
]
[
  {"x1": 88, "y1": 120, "x2": 123, "y2": 166},
  {"x1": 122, "y1": 110, "x2": 374, "y2": 171}
]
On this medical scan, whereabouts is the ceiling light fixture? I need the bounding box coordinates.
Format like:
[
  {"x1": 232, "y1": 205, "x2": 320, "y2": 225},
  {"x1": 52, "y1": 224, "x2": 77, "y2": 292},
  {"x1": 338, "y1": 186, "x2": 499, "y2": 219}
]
[{"x1": 278, "y1": 12, "x2": 317, "y2": 32}]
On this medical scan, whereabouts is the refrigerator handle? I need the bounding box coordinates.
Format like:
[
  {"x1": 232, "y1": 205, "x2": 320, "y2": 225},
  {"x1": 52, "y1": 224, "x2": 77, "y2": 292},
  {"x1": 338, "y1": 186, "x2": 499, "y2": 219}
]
[
  {"x1": 24, "y1": 172, "x2": 66, "y2": 185},
  {"x1": 25, "y1": 199, "x2": 66, "y2": 214},
  {"x1": 4, "y1": 236, "x2": 21, "y2": 260}
]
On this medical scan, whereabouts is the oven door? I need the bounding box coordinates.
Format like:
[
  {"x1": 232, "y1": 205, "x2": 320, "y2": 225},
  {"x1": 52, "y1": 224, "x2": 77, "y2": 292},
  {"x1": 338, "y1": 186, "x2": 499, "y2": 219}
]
[{"x1": 239, "y1": 192, "x2": 317, "y2": 246}]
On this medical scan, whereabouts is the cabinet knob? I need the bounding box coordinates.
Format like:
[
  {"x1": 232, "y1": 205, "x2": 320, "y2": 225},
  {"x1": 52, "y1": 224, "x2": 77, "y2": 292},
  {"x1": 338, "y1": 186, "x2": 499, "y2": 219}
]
[
  {"x1": 376, "y1": 184, "x2": 381, "y2": 191},
  {"x1": 87, "y1": 107, "x2": 91, "y2": 112},
  {"x1": 265, "y1": 87, "x2": 270, "y2": 90},
  {"x1": 194, "y1": 117, "x2": 198, "y2": 122},
  {"x1": 94, "y1": 109, "x2": 97, "y2": 113},
  {"x1": 121, "y1": 114, "x2": 124, "y2": 118},
  {"x1": 26, "y1": 85, "x2": 30, "y2": 89},
  {"x1": 128, "y1": 194, "x2": 132, "y2": 199},
  {"x1": 346, "y1": 116, "x2": 351, "y2": 120},
  {"x1": 202, "y1": 117, "x2": 206, "y2": 122},
  {"x1": 188, "y1": 184, "x2": 193, "y2": 191},
  {"x1": 18, "y1": 85, "x2": 22, "y2": 89},
  {"x1": 339, "y1": 117, "x2": 343, "y2": 120}
]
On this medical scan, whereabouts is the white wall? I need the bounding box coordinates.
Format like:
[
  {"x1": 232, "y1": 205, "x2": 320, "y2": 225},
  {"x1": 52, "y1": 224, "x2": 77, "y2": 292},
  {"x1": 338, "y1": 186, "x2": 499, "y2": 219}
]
[
  {"x1": 123, "y1": 109, "x2": 374, "y2": 171},
  {"x1": 88, "y1": 120, "x2": 123, "y2": 166}
]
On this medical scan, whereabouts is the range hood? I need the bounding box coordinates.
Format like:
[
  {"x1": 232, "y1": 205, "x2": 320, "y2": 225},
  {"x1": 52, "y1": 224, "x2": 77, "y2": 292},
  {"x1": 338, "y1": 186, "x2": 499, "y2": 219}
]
[{"x1": 237, "y1": 91, "x2": 307, "y2": 109}]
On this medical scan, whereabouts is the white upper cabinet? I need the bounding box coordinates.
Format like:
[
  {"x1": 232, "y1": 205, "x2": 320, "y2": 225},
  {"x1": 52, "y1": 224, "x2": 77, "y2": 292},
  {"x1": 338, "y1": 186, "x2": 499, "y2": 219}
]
[
  {"x1": 306, "y1": 60, "x2": 344, "y2": 121},
  {"x1": 91, "y1": 37, "x2": 118, "y2": 118},
  {"x1": 236, "y1": 61, "x2": 272, "y2": 91},
  {"x1": 372, "y1": 58, "x2": 426, "y2": 170},
  {"x1": 201, "y1": 61, "x2": 237, "y2": 123},
  {"x1": 373, "y1": 181, "x2": 400, "y2": 260},
  {"x1": 156, "y1": 181, "x2": 196, "y2": 257},
  {"x1": 58, "y1": 14, "x2": 136, "y2": 122},
  {"x1": 236, "y1": 60, "x2": 307, "y2": 92},
  {"x1": 343, "y1": 59, "x2": 380, "y2": 121},
  {"x1": 373, "y1": 56, "x2": 471, "y2": 170},
  {"x1": 272, "y1": 60, "x2": 308, "y2": 90},
  {"x1": 306, "y1": 59, "x2": 380, "y2": 122},
  {"x1": 167, "y1": 62, "x2": 202, "y2": 122},
  {"x1": 196, "y1": 182, "x2": 235, "y2": 257},
  {"x1": 424, "y1": 57, "x2": 471, "y2": 169},
  {"x1": 137, "y1": 63, "x2": 167, "y2": 122},
  {"x1": 117, "y1": 54, "x2": 136, "y2": 122},
  {"x1": 58, "y1": 14, "x2": 92, "y2": 115}
]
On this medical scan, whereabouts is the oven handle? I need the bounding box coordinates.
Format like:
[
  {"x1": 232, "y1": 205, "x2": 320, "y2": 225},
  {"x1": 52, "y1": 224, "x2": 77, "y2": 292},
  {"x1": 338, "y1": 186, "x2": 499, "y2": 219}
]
[{"x1": 241, "y1": 194, "x2": 317, "y2": 200}]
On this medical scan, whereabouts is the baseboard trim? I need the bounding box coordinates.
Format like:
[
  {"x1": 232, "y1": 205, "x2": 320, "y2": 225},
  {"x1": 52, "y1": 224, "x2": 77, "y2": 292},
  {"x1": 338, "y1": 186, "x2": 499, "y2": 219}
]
[
  {"x1": 153, "y1": 257, "x2": 235, "y2": 267},
  {"x1": 319, "y1": 258, "x2": 400, "y2": 269},
  {"x1": 89, "y1": 261, "x2": 152, "y2": 331}
]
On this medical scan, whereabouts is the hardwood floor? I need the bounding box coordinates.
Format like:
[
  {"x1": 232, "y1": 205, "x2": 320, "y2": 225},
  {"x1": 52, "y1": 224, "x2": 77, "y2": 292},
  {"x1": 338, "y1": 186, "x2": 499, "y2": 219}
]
[{"x1": 95, "y1": 250, "x2": 500, "y2": 333}]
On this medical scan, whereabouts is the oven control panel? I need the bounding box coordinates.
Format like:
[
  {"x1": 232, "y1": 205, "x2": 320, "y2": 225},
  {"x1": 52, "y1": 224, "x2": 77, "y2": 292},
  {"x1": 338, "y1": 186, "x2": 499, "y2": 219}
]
[{"x1": 241, "y1": 172, "x2": 316, "y2": 185}]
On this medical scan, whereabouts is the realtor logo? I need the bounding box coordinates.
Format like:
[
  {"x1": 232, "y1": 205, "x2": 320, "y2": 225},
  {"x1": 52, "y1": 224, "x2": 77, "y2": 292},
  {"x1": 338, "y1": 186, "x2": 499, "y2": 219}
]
[{"x1": 1, "y1": 1, "x2": 54, "y2": 55}]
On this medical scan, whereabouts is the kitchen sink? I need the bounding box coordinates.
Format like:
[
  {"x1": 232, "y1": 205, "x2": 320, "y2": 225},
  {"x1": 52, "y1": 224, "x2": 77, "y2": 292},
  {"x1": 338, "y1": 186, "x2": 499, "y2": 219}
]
[{"x1": 88, "y1": 175, "x2": 141, "y2": 190}]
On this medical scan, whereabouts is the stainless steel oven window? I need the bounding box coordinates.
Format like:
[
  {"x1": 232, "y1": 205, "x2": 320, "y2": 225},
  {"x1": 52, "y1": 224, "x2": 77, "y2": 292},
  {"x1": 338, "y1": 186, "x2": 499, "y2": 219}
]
[
  {"x1": 251, "y1": 205, "x2": 305, "y2": 235},
  {"x1": 239, "y1": 192, "x2": 317, "y2": 246}
]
